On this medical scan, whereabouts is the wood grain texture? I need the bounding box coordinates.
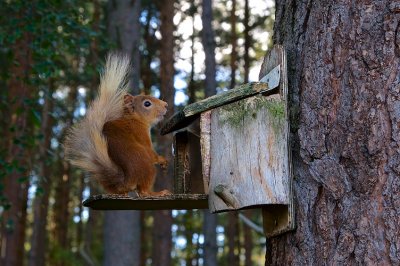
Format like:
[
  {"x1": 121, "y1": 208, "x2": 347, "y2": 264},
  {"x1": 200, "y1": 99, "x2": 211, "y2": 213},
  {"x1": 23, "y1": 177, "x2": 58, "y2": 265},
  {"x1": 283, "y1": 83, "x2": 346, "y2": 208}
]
[
  {"x1": 207, "y1": 93, "x2": 290, "y2": 213},
  {"x1": 173, "y1": 130, "x2": 204, "y2": 194},
  {"x1": 83, "y1": 194, "x2": 208, "y2": 210},
  {"x1": 259, "y1": 45, "x2": 295, "y2": 237},
  {"x1": 173, "y1": 131, "x2": 188, "y2": 193},
  {"x1": 200, "y1": 111, "x2": 212, "y2": 193},
  {"x1": 161, "y1": 82, "x2": 277, "y2": 135}
]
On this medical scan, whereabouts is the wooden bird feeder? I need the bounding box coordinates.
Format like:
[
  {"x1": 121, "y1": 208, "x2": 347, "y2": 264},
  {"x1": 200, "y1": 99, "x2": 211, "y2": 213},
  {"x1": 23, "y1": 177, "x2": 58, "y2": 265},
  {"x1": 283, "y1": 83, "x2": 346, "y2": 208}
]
[{"x1": 83, "y1": 45, "x2": 294, "y2": 237}]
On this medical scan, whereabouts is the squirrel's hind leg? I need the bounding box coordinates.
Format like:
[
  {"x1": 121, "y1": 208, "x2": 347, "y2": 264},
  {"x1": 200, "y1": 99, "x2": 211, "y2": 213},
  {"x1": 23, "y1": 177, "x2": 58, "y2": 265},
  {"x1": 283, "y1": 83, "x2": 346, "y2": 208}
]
[{"x1": 136, "y1": 164, "x2": 171, "y2": 197}]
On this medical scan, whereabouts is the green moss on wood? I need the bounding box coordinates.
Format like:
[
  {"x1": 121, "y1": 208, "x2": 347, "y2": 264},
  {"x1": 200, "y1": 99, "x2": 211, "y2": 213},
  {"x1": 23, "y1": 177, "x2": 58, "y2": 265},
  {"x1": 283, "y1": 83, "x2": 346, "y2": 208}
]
[{"x1": 218, "y1": 96, "x2": 286, "y2": 133}]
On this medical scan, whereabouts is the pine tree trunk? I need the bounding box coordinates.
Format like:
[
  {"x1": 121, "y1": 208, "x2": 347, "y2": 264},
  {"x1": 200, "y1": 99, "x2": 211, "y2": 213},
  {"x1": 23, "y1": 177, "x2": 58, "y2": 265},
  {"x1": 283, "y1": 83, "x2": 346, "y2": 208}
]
[
  {"x1": 201, "y1": 0, "x2": 217, "y2": 98},
  {"x1": 29, "y1": 83, "x2": 55, "y2": 266},
  {"x1": 53, "y1": 86, "x2": 78, "y2": 265},
  {"x1": 243, "y1": 0, "x2": 250, "y2": 83},
  {"x1": 267, "y1": 1, "x2": 400, "y2": 265},
  {"x1": 202, "y1": 212, "x2": 218, "y2": 266},
  {"x1": 188, "y1": 6, "x2": 196, "y2": 104},
  {"x1": 229, "y1": 0, "x2": 237, "y2": 90},
  {"x1": 1, "y1": 17, "x2": 33, "y2": 266},
  {"x1": 243, "y1": 210, "x2": 253, "y2": 266},
  {"x1": 201, "y1": 1, "x2": 218, "y2": 264},
  {"x1": 227, "y1": 213, "x2": 240, "y2": 266},
  {"x1": 152, "y1": 1, "x2": 175, "y2": 265},
  {"x1": 103, "y1": 1, "x2": 142, "y2": 265},
  {"x1": 107, "y1": 0, "x2": 141, "y2": 93}
]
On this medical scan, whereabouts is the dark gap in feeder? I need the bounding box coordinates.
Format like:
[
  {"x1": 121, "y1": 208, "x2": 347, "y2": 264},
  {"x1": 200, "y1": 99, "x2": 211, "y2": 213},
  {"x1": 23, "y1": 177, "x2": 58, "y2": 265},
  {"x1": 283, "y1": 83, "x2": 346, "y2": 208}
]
[{"x1": 83, "y1": 194, "x2": 208, "y2": 210}]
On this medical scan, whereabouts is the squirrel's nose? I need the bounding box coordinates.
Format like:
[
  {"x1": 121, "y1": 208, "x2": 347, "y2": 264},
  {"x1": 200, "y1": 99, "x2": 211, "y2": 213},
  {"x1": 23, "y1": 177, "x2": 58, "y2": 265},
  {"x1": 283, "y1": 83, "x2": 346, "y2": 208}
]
[{"x1": 164, "y1": 102, "x2": 168, "y2": 107}]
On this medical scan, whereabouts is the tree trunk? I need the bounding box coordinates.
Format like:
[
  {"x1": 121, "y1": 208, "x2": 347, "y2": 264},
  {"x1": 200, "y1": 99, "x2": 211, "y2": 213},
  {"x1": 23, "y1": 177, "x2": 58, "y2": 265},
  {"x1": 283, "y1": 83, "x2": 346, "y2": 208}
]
[
  {"x1": 267, "y1": 1, "x2": 400, "y2": 265},
  {"x1": 227, "y1": 212, "x2": 240, "y2": 266},
  {"x1": 53, "y1": 85, "x2": 78, "y2": 265},
  {"x1": 103, "y1": 211, "x2": 141, "y2": 266},
  {"x1": 188, "y1": 4, "x2": 197, "y2": 104},
  {"x1": 201, "y1": 1, "x2": 218, "y2": 264},
  {"x1": 53, "y1": 162, "x2": 72, "y2": 264},
  {"x1": 202, "y1": 212, "x2": 217, "y2": 266},
  {"x1": 229, "y1": 0, "x2": 237, "y2": 90},
  {"x1": 141, "y1": 3, "x2": 157, "y2": 95},
  {"x1": 201, "y1": 0, "x2": 217, "y2": 98},
  {"x1": 185, "y1": 211, "x2": 194, "y2": 266},
  {"x1": 243, "y1": 0, "x2": 250, "y2": 83},
  {"x1": 1, "y1": 13, "x2": 33, "y2": 266},
  {"x1": 107, "y1": 0, "x2": 141, "y2": 93},
  {"x1": 29, "y1": 83, "x2": 55, "y2": 266},
  {"x1": 243, "y1": 210, "x2": 253, "y2": 266},
  {"x1": 103, "y1": 1, "x2": 142, "y2": 265},
  {"x1": 152, "y1": 1, "x2": 175, "y2": 265}
]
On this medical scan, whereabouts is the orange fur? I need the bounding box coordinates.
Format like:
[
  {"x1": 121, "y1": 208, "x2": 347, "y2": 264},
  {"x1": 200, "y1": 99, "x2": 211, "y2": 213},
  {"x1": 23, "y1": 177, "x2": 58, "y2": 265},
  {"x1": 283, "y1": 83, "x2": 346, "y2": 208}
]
[{"x1": 64, "y1": 55, "x2": 171, "y2": 196}]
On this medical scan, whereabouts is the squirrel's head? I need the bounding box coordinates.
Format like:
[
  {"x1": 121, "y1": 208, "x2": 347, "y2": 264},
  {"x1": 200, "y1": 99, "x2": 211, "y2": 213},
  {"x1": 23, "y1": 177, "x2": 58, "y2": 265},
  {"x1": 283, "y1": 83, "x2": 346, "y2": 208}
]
[{"x1": 123, "y1": 94, "x2": 168, "y2": 126}]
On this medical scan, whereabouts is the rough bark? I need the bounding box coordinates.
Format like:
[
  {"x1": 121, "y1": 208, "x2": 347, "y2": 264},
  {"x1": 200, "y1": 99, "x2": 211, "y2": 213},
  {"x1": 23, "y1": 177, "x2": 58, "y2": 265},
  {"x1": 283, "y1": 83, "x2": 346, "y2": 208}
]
[
  {"x1": 152, "y1": 1, "x2": 175, "y2": 265},
  {"x1": 29, "y1": 84, "x2": 55, "y2": 266},
  {"x1": 267, "y1": 1, "x2": 400, "y2": 265},
  {"x1": 103, "y1": 0, "x2": 142, "y2": 265}
]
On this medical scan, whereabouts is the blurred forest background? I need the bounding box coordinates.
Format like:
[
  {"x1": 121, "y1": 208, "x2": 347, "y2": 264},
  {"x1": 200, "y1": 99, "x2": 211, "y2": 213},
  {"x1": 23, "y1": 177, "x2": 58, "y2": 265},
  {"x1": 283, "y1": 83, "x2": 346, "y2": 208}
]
[{"x1": 0, "y1": 0, "x2": 274, "y2": 265}]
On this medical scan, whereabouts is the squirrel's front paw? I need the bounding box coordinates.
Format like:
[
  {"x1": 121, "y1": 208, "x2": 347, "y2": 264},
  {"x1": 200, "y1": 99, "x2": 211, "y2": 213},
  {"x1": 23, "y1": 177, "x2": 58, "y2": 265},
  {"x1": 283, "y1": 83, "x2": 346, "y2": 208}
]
[{"x1": 158, "y1": 156, "x2": 168, "y2": 169}]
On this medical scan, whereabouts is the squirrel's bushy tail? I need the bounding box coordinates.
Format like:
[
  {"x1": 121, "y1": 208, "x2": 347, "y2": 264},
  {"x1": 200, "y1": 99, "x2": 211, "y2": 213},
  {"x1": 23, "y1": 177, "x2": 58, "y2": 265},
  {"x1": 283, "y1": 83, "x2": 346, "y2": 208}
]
[{"x1": 64, "y1": 54, "x2": 130, "y2": 190}]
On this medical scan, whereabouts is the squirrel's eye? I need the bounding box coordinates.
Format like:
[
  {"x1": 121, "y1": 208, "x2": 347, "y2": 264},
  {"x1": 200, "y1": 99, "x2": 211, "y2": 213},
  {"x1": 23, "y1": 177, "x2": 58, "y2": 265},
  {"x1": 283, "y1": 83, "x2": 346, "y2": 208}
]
[{"x1": 143, "y1": 100, "x2": 152, "y2": 107}]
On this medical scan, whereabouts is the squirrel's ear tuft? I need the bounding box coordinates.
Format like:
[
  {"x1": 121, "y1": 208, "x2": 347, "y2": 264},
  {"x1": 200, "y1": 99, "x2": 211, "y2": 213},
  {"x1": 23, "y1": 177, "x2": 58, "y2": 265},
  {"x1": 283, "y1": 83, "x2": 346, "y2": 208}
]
[{"x1": 124, "y1": 94, "x2": 134, "y2": 104}]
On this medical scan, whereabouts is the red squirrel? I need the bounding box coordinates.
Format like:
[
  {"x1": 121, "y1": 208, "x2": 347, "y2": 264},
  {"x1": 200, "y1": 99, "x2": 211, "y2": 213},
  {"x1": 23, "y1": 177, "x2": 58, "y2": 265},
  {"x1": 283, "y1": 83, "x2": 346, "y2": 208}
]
[{"x1": 64, "y1": 54, "x2": 171, "y2": 196}]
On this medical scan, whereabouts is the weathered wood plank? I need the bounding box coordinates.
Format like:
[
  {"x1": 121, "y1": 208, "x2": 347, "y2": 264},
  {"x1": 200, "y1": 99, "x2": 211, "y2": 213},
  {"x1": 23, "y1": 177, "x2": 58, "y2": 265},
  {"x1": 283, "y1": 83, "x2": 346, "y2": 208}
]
[
  {"x1": 173, "y1": 129, "x2": 204, "y2": 194},
  {"x1": 173, "y1": 131, "x2": 188, "y2": 194},
  {"x1": 83, "y1": 194, "x2": 208, "y2": 210},
  {"x1": 200, "y1": 111, "x2": 211, "y2": 193},
  {"x1": 161, "y1": 82, "x2": 279, "y2": 135},
  {"x1": 259, "y1": 45, "x2": 295, "y2": 238},
  {"x1": 207, "y1": 94, "x2": 290, "y2": 213}
]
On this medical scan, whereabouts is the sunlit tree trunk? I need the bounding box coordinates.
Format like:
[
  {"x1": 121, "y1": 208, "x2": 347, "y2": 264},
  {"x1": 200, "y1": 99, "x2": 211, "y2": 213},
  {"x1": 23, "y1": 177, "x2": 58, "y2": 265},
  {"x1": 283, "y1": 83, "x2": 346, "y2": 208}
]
[
  {"x1": 152, "y1": 1, "x2": 175, "y2": 265},
  {"x1": 103, "y1": 0, "x2": 142, "y2": 265},
  {"x1": 267, "y1": 1, "x2": 400, "y2": 264}
]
